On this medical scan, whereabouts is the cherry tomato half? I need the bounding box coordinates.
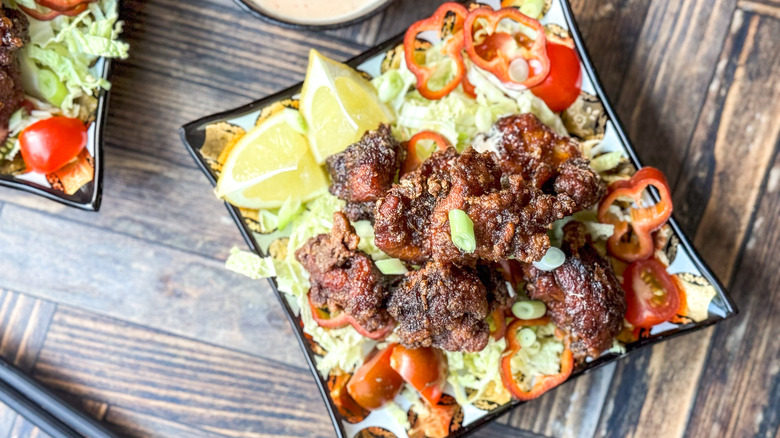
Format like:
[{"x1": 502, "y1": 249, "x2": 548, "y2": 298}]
[
  {"x1": 347, "y1": 345, "x2": 404, "y2": 410},
  {"x1": 623, "y1": 258, "x2": 681, "y2": 329},
  {"x1": 530, "y1": 41, "x2": 582, "y2": 112},
  {"x1": 19, "y1": 117, "x2": 87, "y2": 174},
  {"x1": 390, "y1": 345, "x2": 448, "y2": 405}
]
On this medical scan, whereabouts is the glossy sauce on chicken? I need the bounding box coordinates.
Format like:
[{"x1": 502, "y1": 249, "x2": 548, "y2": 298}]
[{"x1": 301, "y1": 114, "x2": 624, "y2": 358}]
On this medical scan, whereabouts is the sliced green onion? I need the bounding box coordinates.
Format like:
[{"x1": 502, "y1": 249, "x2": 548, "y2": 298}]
[
  {"x1": 512, "y1": 300, "x2": 547, "y2": 320},
  {"x1": 276, "y1": 197, "x2": 303, "y2": 230},
  {"x1": 519, "y1": 0, "x2": 546, "y2": 19},
  {"x1": 282, "y1": 108, "x2": 307, "y2": 135},
  {"x1": 525, "y1": 340, "x2": 542, "y2": 355},
  {"x1": 448, "y1": 209, "x2": 476, "y2": 253},
  {"x1": 590, "y1": 151, "x2": 624, "y2": 173},
  {"x1": 518, "y1": 328, "x2": 537, "y2": 348},
  {"x1": 375, "y1": 258, "x2": 408, "y2": 275},
  {"x1": 374, "y1": 69, "x2": 404, "y2": 103},
  {"x1": 38, "y1": 68, "x2": 68, "y2": 107},
  {"x1": 532, "y1": 247, "x2": 565, "y2": 271}
]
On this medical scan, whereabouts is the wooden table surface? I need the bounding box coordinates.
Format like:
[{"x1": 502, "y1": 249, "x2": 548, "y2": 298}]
[{"x1": 1, "y1": 0, "x2": 778, "y2": 436}]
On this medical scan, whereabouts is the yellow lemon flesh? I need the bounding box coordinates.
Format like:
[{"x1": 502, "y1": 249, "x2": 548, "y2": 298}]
[
  {"x1": 216, "y1": 109, "x2": 327, "y2": 209},
  {"x1": 300, "y1": 49, "x2": 394, "y2": 164}
]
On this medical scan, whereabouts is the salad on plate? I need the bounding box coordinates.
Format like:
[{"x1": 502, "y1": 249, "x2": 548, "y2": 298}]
[
  {"x1": 0, "y1": 0, "x2": 127, "y2": 196},
  {"x1": 196, "y1": 1, "x2": 720, "y2": 437}
]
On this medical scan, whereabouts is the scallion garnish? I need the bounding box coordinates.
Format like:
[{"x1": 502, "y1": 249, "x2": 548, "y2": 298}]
[
  {"x1": 512, "y1": 300, "x2": 547, "y2": 320},
  {"x1": 448, "y1": 209, "x2": 476, "y2": 253},
  {"x1": 375, "y1": 258, "x2": 408, "y2": 275},
  {"x1": 532, "y1": 247, "x2": 565, "y2": 271}
]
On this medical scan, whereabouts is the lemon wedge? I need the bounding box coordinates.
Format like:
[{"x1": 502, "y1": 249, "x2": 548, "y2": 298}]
[
  {"x1": 300, "y1": 49, "x2": 395, "y2": 164},
  {"x1": 216, "y1": 108, "x2": 328, "y2": 209}
]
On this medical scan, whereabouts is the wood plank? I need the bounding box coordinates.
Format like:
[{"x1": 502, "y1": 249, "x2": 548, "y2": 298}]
[
  {"x1": 119, "y1": 0, "x2": 367, "y2": 98},
  {"x1": 0, "y1": 147, "x2": 248, "y2": 260},
  {"x1": 673, "y1": 9, "x2": 780, "y2": 281},
  {"x1": 0, "y1": 290, "x2": 56, "y2": 373},
  {"x1": 33, "y1": 306, "x2": 333, "y2": 438},
  {"x1": 596, "y1": 8, "x2": 780, "y2": 438},
  {"x1": 0, "y1": 204, "x2": 300, "y2": 365},
  {"x1": 568, "y1": 0, "x2": 654, "y2": 100},
  {"x1": 684, "y1": 116, "x2": 780, "y2": 437},
  {"x1": 105, "y1": 406, "x2": 226, "y2": 438},
  {"x1": 612, "y1": 0, "x2": 738, "y2": 184},
  {"x1": 738, "y1": 0, "x2": 780, "y2": 18}
]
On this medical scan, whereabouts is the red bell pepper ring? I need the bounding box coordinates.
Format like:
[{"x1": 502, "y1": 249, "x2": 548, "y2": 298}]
[
  {"x1": 400, "y1": 130, "x2": 451, "y2": 175},
  {"x1": 308, "y1": 294, "x2": 395, "y2": 340},
  {"x1": 597, "y1": 167, "x2": 673, "y2": 263},
  {"x1": 19, "y1": 2, "x2": 87, "y2": 20},
  {"x1": 461, "y1": 74, "x2": 477, "y2": 99},
  {"x1": 404, "y1": 3, "x2": 469, "y2": 100},
  {"x1": 464, "y1": 7, "x2": 550, "y2": 90},
  {"x1": 35, "y1": 0, "x2": 94, "y2": 12},
  {"x1": 500, "y1": 318, "x2": 574, "y2": 400}
]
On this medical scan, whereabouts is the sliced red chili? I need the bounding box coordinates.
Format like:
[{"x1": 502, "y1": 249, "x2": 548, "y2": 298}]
[
  {"x1": 464, "y1": 7, "x2": 549, "y2": 89},
  {"x1": 19, "y1": 2, "x2": 87, "y2": 20},
  {"x1": 400, "y1": 131, "x2": 451, "y2": 175},
  {"x1": 461, "y1": 74, "x2": 477, "y2": 99},
  {"x1": 598, "y1": 167, "x2": 673, "y2": 263},
  {"x1": 35, "y1": 0, "x2": 94, "y2": 12},
  {"x1": 499, "y1": 318, "x2": 573, "y2": 400},
  {"x1": 308, "y1": 294, "x2": 394, "y2": 340},
  {"x1": 404, "y1": 3, "x2": 469, "y2": 100}
]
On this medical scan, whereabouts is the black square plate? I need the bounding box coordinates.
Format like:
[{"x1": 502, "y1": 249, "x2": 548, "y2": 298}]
[
  {"x1": 0, "y1": 58, "x2": 111, "y2": 211},
  {"x1": 180, "y1": 1, "x2": 738, "y2": 436}
]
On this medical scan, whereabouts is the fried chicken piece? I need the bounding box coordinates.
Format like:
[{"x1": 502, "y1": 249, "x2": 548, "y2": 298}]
[
  {"x1": 476, "y1": 263, "x2": 514, "y2": 313},
  {"x1": 474, "y1": 113, "x2": 605, "y2": 210},
  {"x1": 375, "y1": 147, "x2": 572, "y2": 264},
  {"x1": 523, "y1": 221, "x2": 626, "y2": 360},
  {"x1": 373, "y1": 147, "x2": 459, "y2": 263},
  {"x1": 388, "y1": 261, "x2": 490, "y2": 352},
  {"x1": 0, "y1": 6, "x2": 28, "y2": 143},
  {"x1": 326, "y1": 124, "x2": 403, "y2": 221},
  {"x1": 295, "y1": 211, "x2": 392, "y2": 332}
]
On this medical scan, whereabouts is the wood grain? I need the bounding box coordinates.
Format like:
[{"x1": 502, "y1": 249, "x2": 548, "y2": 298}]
[
  {"x1": 0, "y1": 290, "x2": 55, "y2": 438},
  {"x1": 0, "y1": 204, "x2": 300, "y2": 364},
  {"x1": 612, "y1": 0, "x2": 738, "y2": 184},
  {"x1": 0, "y1": 0, "x2": 776, "y2": 436},
  {"x1": 33, "y1": 306, "x2": 333, "y2": 437}
]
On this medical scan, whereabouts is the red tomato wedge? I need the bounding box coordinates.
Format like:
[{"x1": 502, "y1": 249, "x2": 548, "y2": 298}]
[
  {"x1": 35, "y1": 0, "x2": 94, "y2": 11},
  {"x1": 623, "y1": 258, "x2": 681, "y2": 328},
  {"x1": 389, "y1": 345, "x2": 448, "y2": 405},
  {"x1": 530, "y1": 40, "x2": 582, "y2": 112},
  {"x1": 347, "y1": 346, "x2": 404, "y2": 410},
  {"x1": 19, "y1": 117, "x2": 88, "y2": 174}
]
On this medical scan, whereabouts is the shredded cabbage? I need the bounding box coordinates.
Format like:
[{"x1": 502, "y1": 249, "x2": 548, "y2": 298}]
[
  {"x1": 509, "y1": 323, "x2": 565, "y2": 391},
  {"x1": 2, "y1": 0, "x2": 128, "y2": 160},
  {"x1": 228, "y1": 193, "x2": 376, "y2": 375},
  {"x1": 445, "y1": 337, "x2": 508, "y2": 406}
]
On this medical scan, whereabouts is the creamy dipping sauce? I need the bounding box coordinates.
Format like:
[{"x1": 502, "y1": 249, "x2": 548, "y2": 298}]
[{"x1": 249, "y1": 0, "x2": 387, "y2": 25}]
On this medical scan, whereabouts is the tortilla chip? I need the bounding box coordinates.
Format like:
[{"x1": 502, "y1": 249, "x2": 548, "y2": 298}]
[
  {"x1": 46, "y1": 149, "x2": 94, "y2": 195},
  {"x1": 673, "y1": 272, "x2": 717, "y2": 322},
  {"x1": 200, "y1": 122, "x2": 246, "y2": 173}
]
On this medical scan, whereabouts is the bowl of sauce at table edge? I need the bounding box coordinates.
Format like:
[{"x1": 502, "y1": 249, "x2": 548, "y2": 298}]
[{"x1": 238, "y1": 0, "x2": 396, "y2": 29}]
